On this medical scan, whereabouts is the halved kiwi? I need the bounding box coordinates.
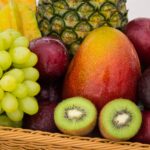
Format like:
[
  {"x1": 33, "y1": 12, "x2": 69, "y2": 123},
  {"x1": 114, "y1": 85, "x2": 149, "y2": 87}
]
[
  {"x1": 54, "y1": 97, "x2": 97, "y2": 136},
  {"x1": 99, "y1": 98, "x2": 142, "y2": 141}
]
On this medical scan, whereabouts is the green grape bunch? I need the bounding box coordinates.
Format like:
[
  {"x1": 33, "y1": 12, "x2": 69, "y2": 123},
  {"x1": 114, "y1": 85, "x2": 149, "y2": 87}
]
[{"x1": 0, "y1": 29, "x2": 40, "y2": 125}]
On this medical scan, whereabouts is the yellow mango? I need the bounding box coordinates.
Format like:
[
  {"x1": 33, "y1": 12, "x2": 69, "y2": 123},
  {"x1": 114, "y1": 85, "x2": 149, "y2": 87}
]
[{"x1": 63, "y1": 27, "x2": 141, "y2": 110}]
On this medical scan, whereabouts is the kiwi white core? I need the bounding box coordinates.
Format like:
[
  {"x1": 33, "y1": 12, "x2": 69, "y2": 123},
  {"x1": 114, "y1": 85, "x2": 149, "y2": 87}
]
[
  {"x1": 114, "y1": 113, "x2": 130, "y2": 126},
  {"x1": 112, "y1": 111, "x2": 132, "y2": 128},
  {"x1": 67, "y1": 109, "x2": 83, "y2": 120}
]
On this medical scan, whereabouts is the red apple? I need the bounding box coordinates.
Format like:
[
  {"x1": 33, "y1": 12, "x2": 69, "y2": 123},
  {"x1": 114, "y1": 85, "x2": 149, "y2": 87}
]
[
  {"x1": 132, "y1": 111, "x2": 150, "y2": 144},
  {"x1": 124, "y1": 18, "x2": 150, "y2": 67},
  {"x1": 29, "y1": 36, "x2": 69, "y2": 81}
]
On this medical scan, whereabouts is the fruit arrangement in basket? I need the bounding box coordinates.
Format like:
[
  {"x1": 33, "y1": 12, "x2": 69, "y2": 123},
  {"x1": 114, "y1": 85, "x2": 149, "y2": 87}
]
[{"x1": 0, "y1": 0, "x2": 150, "y2": 146}]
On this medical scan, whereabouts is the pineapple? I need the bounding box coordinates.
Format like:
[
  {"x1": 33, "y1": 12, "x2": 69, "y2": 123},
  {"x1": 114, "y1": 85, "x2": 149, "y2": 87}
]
[{"x1": 37, "y1": 0, "x2": 128, "y2": 55}]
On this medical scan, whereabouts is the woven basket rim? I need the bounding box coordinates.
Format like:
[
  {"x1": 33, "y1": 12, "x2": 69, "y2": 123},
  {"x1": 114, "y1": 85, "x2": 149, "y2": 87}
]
[{"x1": 0, "y1": 126, "x2": 149, "y2": 150}]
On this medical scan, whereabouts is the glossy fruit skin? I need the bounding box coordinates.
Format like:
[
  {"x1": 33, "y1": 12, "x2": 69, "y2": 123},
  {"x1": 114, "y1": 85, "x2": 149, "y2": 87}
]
[
  {"x1": 23, "y1": 101, "x2": 57, "y2": 132},
  {"x1": 132, "y1": 111, "x2": 150, "y2": 144},
  {"x1": 36, "y1": 83, "x2": 49, "y2": 101},
  {"x1": 138, "y1": 67, "x2": 150, "y2": 109},
  {"x1": 63, "y1": 27, "x2": 141, "y2": 110},
  {"x1": 36, "y1": 80, "x2": 62, "y2": 103},
  {"x1": 124, "y1": 18, "x2": 150, "y2": 67},
  {"x1": 29, "y1": 36, "x2": 69, "y2": 81}
]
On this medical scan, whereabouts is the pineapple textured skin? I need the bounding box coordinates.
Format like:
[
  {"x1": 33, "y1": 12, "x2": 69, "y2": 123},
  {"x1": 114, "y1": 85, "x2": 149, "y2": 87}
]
[{"x1": 37, "y1": 0, "x2": 128, "y2": 55}]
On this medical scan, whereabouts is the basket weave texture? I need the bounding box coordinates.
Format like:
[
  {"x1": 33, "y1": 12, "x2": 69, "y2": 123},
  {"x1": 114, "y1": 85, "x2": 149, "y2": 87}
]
[{"x1": 0, "y1": 126, "x2": 149, "y2": 150}]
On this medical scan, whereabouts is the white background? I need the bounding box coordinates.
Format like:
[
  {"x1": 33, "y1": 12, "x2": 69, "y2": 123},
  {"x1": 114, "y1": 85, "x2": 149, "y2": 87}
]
[
  {"x1": 127, "y1": 0, "x2": 150, "y2": 20},
  {"x1": 36, "y1": 0, "x2": 150, "y2": 21}
]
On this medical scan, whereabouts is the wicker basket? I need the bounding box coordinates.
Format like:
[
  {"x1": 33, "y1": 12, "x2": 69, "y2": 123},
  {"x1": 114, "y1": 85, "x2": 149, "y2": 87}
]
[{"x1": 0, "y1": 126, "x2": 149, "y2": 150}]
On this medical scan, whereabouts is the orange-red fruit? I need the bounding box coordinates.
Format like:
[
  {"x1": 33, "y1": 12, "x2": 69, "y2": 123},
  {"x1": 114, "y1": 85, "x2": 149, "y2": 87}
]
[{"x1": 62, "y1": 27, "x2": 141, "y2": 110}]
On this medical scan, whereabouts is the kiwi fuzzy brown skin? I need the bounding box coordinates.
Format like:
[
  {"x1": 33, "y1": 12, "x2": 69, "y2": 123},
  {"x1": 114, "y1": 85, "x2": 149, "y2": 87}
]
[
  {"x1": 99, "y1": 98, "x2": 142, "y2": 141},
  {"x1": 54, "y1": 97, "x2": 97, "y2": 136}
]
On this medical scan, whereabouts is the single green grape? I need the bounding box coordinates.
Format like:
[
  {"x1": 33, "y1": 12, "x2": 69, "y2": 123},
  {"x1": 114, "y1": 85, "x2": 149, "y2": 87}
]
[
  {"x1": 0, "y1": 108, "x2": 4, "y2": 115},
  {"x1": 6, "y1": 68, "x2": 24, "y2": 83},
  {"x1": 6, "y1": 29, "x2": 21, "y2": 41},
  {"x1": 19, "y1": 97, "x2": 39, "y2": 115},
  {"x1": 12, "y1": 83, "x2": 28, "y2": 99},
  {"x1": 9, "y1": 47, "x2": 31, "y2": 64},
  {"x1": 22, "y1": 52, "x2": 38, "y2": 67},
  {"x1": 0, "y1": 114, "x2": 22, "y2": 128},
  {"x1": 24, "y1": 80, "x2": 40, "y2": 97},
  {"x1": 0, "y1": 37, "x2": 5, "y2": 50},
  {"x1": 0, "y1": 66, "x2": 3, "y2": 78},
  {"x1": 13, "y1": 52, "x2": 38, "y2": 68},
  {"x1": 0, "y1": 51, "x2": 12, "y2": 70},
  {"x1": 0, "y1": 88, "x2": 4, "y2": 100},
  {"x1": 22, "y1": 67, "x2": 39, "y2": 81},
  {"x1": 11, "y1": 36, "x2": 29, "y2": 48},
  {"x1": 6, "y1": 108, "x2": 24, "y2": 122},
  {"x1": 1, "y1": 92, "x2": 18, "y2": 113},
  {"x1": 0, "y1": 30, "x2": 13, "y2": 50},
  {"x1": 0, "y1": 102, "x2": 4, "y2": 114},
  {"x1": 0, "y1": 75, "x2": 17, "y2": 92},
  {"x1": 12, "y1": 63, "x2": 23, "y2": 69}
]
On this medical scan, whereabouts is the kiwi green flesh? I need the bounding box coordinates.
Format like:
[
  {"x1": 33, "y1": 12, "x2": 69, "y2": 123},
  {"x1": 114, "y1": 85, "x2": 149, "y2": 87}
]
[
  {"x1": 54, "y1": 97, "x2": 97, "y2": 136},
  {"x1": 100, "y1": 99, "x2": 142, "y2": 141}
]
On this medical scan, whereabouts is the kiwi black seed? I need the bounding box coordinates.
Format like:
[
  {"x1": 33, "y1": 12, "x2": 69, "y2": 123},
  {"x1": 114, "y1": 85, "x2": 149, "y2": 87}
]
[
  {"x1": 99, "y1": 98, "x2": 142, "y2": 141},
  {"x1": 54, "y1": 97, "x2": 97, "y2": 136}
]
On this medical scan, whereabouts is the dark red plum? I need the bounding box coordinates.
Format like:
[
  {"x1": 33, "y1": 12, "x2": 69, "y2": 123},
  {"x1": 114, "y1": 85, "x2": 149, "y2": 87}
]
[
  {"x1": 36, "y1": 81, "x2": 62, "y2": 103},
  {"x1": 124, "y1": 18, "x2": 150, "y2": 67},
  {"x1": 23, "y1": 101, "x2": 58, "y2": 132},
  {"x1": 36, "y1": 82, "x2": 49, "y2": 101},
  {"x1": 138, "y1": 67, "x2": 150, "y2": 109},
  {"x1": 132, "y1": 111, "x2": 150, "y2": 144},
  {"x1": 29, "y1": 36, "x2": 69, "y2": 80}
]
